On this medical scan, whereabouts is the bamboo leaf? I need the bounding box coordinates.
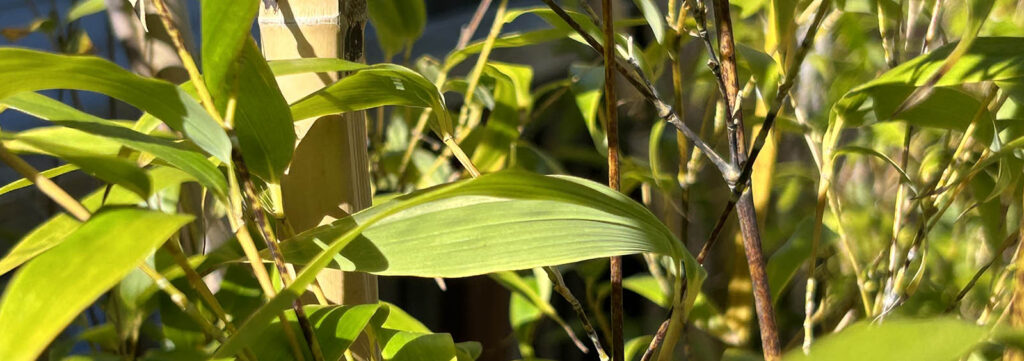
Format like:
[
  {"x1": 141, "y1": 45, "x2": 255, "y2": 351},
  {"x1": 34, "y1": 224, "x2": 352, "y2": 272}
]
[
  {"x1": 276, "y1": 170, "x2": 688, "y2": 277},
  {"x1": 0, "y1": 48, "x2": 231, "y2": 162},
  {"x1": 247, "y1": 304, "x2": 387, "y2": 361},
  {"x1": 9, "y1": 137, "x2": 150, "y2": 197},
  {"x1": 833, "y1": 146, "x2": 918, "y2": 195},
  {"x1": 0, "y1": 208, "x2": 192, "y2": 361},
  {"x1": 368, "y1": 0, "x2": 427, "y2": 58},
  {"x1": 631, "y1": 0, "x2": 665, "y2": 44},
  {"x1": 471, "y1": 62, "x2": 533, "y2": 172},
  {"x1": 782, "y1": 318, "x2": 988, "y2": 361},
  {"x1": 65, "y1": 0, "x2": 106, "y2": 24},
  {"x1": 290, "y1": 64, "x2": 454, "y2": 137},
  {"x1": 50, "y1": 120, "x2": 227, "y2": 197},
  {"x1": 268, "y1": 58, "x2": 368, "y2": 76},
  {"x1": 200, "y1": 0, "x2": 258, "y2": 107},
  {"x1": 218, "y1": 171, "x2": 699, "y2": 359},
  {"x1": 229, "y1": 41, "x2": 296, "y2": 183},
  {"x1": 376, "y1": 328, "x2": 457, "y2": 361}
]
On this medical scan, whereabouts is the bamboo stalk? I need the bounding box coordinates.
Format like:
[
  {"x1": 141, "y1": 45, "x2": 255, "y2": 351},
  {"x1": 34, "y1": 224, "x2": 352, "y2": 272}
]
[{"x1": 259, "y1": 0, "x2": 377, "y2": 307}]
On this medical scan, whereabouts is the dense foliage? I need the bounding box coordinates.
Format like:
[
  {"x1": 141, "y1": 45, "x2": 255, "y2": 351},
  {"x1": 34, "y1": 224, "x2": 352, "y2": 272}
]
[{"x1": 1, "y1": 0, "x2": 1023, "y2": 360}]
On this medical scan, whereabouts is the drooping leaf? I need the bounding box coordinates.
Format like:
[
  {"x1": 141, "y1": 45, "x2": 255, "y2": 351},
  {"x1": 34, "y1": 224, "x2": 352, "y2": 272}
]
[
  {"x1": 8, "y1": 135, "x2": 150, "y2": 197},
  {"x1": 631, "y1": 0, "x2": 665, "y2": 44},
  {"x1": 368, "y1": 0, "x2": 427, "y2": 58},
  {"x1": 376, "y1": 328, "x2": 457, "y2": 361},
  {"x1": 65, "y1": 0, "x2": 106, "y2": 24},
  {"x1": 0, "y1": 166, "x2": 194, "y2": 276},
  {"x1": 276, "y1": 170, "x2": 688, "y2": 277},
  {"x1": 834, "y1": 38, "x2": 1024, "y2": 143},
  {"x1": 0, "y1": 48, "x2": 230, "y2": 162},
  {"x1": 220, "y1": 171, "x2": 699, "y2": 359},
  {"x1": 49, "y1": 120, "x2": 227, "y2": 197},
  {"x1": 783, "y1": 318, "x2": 988, "y2": 361},
  {"x1": 1, "y1": 91, "x2": 109, "y2": 124},
  {"x1": 289, "y1": 64, "x2": 454, "y2": 137},
  {"x1": 0, "y1": 208, "x2": 192, "y2": 361}
]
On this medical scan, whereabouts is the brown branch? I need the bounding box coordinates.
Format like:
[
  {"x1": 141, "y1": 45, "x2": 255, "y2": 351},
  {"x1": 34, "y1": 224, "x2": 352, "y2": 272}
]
[
  {"x1": 696, "y1": 0, "x2": 831, "y2": 265},
  {"x1": 455, "y1": 0, "x2": 492, "y2": 50},
  {"x1": 601, "y1": 1, "x2": 624, "y2": 360},
  {"x1": 710, "y1": 0, "x2": 781, "y2": 359},
  {"x1": 544, "y1": 267, "x2": 610, "y2": 361}
]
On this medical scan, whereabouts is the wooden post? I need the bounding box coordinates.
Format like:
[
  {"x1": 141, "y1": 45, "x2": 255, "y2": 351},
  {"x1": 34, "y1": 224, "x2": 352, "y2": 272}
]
[{"x1": 258, "y1": 0, "x2": 377, "y2": 306}]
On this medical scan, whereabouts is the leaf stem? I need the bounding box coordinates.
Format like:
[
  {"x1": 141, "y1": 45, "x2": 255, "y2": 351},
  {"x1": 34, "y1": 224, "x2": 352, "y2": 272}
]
[
  {"x1": 149, "y1": 0, "x2": 225, "y2": 126},
  {"x1": 0, "y1": 142, "x2": 91, "y2": 222},
  {"x1": 234, "y1": 151, "x2": 326, "y2": 361}
]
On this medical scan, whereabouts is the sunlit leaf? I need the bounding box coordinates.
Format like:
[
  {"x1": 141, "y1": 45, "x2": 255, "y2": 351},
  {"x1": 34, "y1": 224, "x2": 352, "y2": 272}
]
[
  {"x1": 0, "y1": 208, "x2": 191, "y2": 361},
  {"x1": 0, "y1": 48, "x2": 230, "y2": 162}
]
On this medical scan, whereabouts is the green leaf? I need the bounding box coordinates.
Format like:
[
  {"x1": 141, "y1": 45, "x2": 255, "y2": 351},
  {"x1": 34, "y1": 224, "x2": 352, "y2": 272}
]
[
  {"x1": 471, "y1": 62, "x2": 533, "y2": 172},
  {"x1": 11, "y1": 137, "x2": 151, "y2": 197},
  {"x1": 834, "y1": 37, "x2": 1024, "y2": 142},
  {"x1": 248, "y1": 304, "x2": 387, "y2": 361},
  {"x1": 783, "y1": 318, "x2": 988, "y2": 361},
  {"x1": 380, "y1": 301, "x2": 431, "y2": 333},
  {"x1": 368, "y1": 0, "x2": 427, "y2": 58},
  {"x1": 277, "y1": 170, "x2": 687, "y2": 277},
  {"x1": 0, "y1": 208, "x2": 192, "y2": 361},
  {"x1": 0, "y1": 166, "x2": 194, "y2": 276},
  {"x1": 51, "y1": 120, "x2": 227, "y2": 198},
  {"x1": 0, "y1": 48, "x2": 231, "y2": 162},
  {"x1": 455, "y1": 341, "x2": 482, "y2": 361},
  {"x1": 445, "y1": 28, "x2": 570, "y2": 70},
  {"x1": 289, "y1": 64, "x2": 454, "y2": 137},
  {"x1": 65, "y1": 0, "x2": 106, "y2": 24},
  {"x1": 623, "y1": 275, "x2": 670, "y2": 308},
  {"x1": 569, "y1": 64, "x2": 607, "y2": 155},
  {"x1": 376, "y1": 328, "x2": 457, "y2": 361},
  {"x1": 268, "y1": 58, "x2": 368, "y2": 76},
  {"x1": 631, "y1": 0, "x2": 665, "y2": 44},
  {"x1": 229, "y1": 41, "x2": 296, "y2": 183},
  {"x1": 1, "y1": 91, "x2": 110, "y2": 124},
  {"x1": 767, "y1": 219, "x2": 834, "y2": 301},
  {"x1": 220, "y1": 171, "x2": 698, "y2": 359},
  {"x1": 200, "y1": 0, "x2": 258, "y2": 108},
  {"x1": 624, "y1": 335, "x2": 654, "y2": 361}
]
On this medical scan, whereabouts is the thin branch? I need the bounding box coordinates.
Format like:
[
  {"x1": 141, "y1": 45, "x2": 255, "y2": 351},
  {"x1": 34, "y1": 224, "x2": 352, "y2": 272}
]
[
  {"x1": 234, "y1": 151, "x2": 326, "y2": 361},
  {"x1": 601, "y1": 1, "x2": 623, "y2": 360},
  {"x1": 710, "y1": 0, "x2": 781, "y2": 358},
  {"x1": 544, "y1": 267, "x2": 610, "y2": 361},
  {"x1": 149, "y1": 0, "x2": 224, "y2": 126},
  {"x1": 539, "y1": 0, "x2": 732, "y2": 176},
  {"x1": 455, "y1": 0, "x2": 492, "y2": 50},
  {"x1": 696, "y1": 0, "x2": 831, "y2": 264},
  {"x1": 639, "y1": 318, "x2": 671, "y2": 361},
  {"x1": 948, "y1": 229, "x2": 1021, "y2": 312},
  {"x1": 0, "y1": 142, "x2": 91, "y2": 222}
]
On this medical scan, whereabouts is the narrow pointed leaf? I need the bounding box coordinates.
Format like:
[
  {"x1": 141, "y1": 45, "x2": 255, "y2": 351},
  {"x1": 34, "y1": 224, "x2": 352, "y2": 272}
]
[
  {"x1": 247, "y1": 305, "x2": 387, "y2": 361},
  {"x1": 783, "y1": 318, "x2": 988, "y2": 361},
  {"x1": 228, "y1": 40, "x2": 296, "y2": 182},
  {"x1": 200, "y1": 0, "x2": 258, "y2": 105},
  {"x1": 0, "y1": 208, "x2": 192, "y2": 361},
  {"x1": 0, "y1": 48, "x2": 230, "y2": 162}
]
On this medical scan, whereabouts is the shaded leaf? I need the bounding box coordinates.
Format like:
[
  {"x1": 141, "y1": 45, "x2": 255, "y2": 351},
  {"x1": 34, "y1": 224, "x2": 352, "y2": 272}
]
[{"x1": 783, "y1": 318, "x2": 988, "y2": 361}]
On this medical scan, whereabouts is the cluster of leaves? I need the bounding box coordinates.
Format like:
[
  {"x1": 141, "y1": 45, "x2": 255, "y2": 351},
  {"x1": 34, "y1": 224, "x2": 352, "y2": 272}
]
[{"x1": 1, "y1": 0, "x2": 1024, "y2": 360}]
